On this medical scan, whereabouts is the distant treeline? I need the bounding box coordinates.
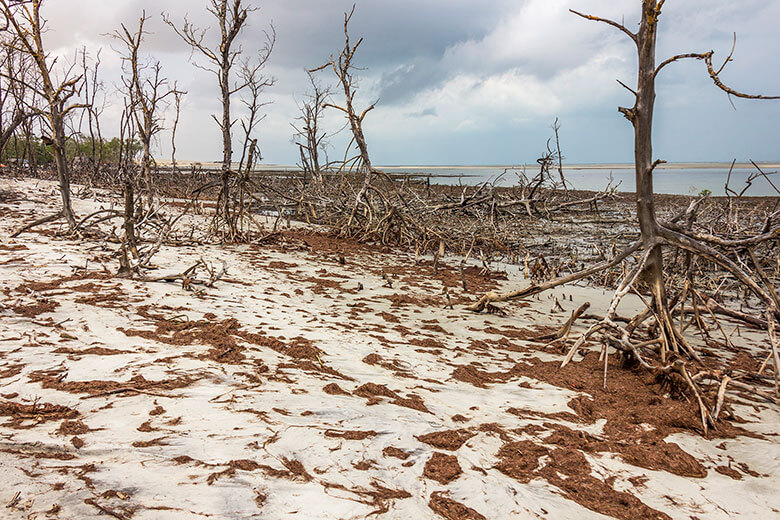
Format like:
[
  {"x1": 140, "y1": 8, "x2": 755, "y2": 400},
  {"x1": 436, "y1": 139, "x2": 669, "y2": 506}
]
[{"x1": 1, "y1": 134, "x2": 141, "y2": 167}]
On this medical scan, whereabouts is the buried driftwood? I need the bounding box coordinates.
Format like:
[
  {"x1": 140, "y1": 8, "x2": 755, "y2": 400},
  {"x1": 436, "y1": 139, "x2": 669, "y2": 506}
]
[
  {"x1": 10, "y1": 211, "x2": 64, "y2": 238},
  {"x1": 143, "y1": 258, "x2": 227, "y2": 292}
]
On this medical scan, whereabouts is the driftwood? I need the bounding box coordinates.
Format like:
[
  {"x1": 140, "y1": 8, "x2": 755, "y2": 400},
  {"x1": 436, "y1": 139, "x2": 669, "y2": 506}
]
[
  {"x1": 142, "y1": 259, "x2": 227, "y2": 292},
  {"x1": 535, "y1": 302, "x2": 591, "y2": 342},
  {"x1": 468, "y1": 242, "x2": 641, "y2": 312},
  {"x1": 10, "y1": 210, "x2": 64, "y2": 238}
]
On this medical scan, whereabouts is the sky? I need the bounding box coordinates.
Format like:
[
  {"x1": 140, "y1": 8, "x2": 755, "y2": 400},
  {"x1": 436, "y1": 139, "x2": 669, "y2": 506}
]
[{"x1": 30, "y1": 0, "x2": 780, "y2": 166}]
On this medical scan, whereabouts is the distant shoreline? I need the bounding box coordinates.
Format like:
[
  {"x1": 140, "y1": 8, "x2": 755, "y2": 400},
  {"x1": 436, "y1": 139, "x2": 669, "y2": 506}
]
[
  {"x1": 157, "y1": 161, "x2": 780, "y2": 171},
  {"x1": 378, "y1": 162, "x2": 780, "y2": 171}
]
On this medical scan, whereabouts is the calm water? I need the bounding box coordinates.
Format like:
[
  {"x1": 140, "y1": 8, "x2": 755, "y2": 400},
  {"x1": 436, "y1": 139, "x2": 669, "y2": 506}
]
[{"x1": 375, "y1": 164, "x2": 780, "y2": 197}]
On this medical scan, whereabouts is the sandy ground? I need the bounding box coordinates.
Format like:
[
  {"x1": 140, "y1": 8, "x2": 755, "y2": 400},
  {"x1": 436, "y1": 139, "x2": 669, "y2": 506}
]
[{"x1": 0, "y1": 177, "x2": 778, "y2": 520}]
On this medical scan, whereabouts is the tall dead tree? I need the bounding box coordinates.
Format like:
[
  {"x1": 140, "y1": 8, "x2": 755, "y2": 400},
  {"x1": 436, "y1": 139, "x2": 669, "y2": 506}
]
[
  {"x1": 1, "y1": 38, "x2": 39, "y2": 171},
  {"x1": 164, "y1": 0, "x2": 275, "y2": 238},
  {"x1": 232, "y1": 60, "x2": 273, "y2": 238},
  {"x1": 235, "y1": 59, "x2": 273, "y2": 174},
  {"x1": 469, "y1": 1, "x2": 780, "y2": 412},
  {"x1": 312, "y1": 5, "x2": 378, "y2": 227},
  {"x1": 0, "y1": 0, "x2": 88, "y2": 229},
  {"x1": 111, "y1": 12, "x2": 178, "y2": 273}
]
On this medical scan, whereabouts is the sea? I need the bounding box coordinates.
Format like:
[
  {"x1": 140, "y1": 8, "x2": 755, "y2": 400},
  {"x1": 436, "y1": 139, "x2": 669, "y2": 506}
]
[
  {"x1": 243, "y1": 162, "x2": 780, "y2": 197},
  {"x1": 372, "y1": 163, "x2": 780, "y2": 197}
]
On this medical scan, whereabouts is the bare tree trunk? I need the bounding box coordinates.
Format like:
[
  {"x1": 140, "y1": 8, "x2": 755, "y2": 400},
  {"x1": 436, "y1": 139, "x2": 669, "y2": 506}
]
[
  {"x1": 50, "y1": 105, "x2": 77, "y2": 229},
  {"x1": 630, "y1": 2, "x2": 677, "y2": 352},
  {"x1": 219, "y1": 62, "x2": 233, "y2": 233},
  {"x1": 313, "y1": 6, "x2": 378, "y2": 229},
  {"x1": 171, "y1": 88, "x2": 184, "y2": 172},
  {"x1": 293, "y1": 72, "x2": 330, "y2": 184},
  {"x1": 0, "y1": 109, "x2": 25, "y2": 153}
]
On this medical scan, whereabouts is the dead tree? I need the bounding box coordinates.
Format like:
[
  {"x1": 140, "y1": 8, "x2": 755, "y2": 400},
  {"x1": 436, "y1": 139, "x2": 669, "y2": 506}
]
[
  {"x1": 111, "y1": 12, "x2": 180, "y2": 273},
  {"x1": 164, "y1": 0, "x2": 275, "y2": 239},
  {"x1": 0, "y1": 40, "x2": 30, "y2": 154},
  {"x1": 113, "y1": 12, "x2": 177, "y2": 200},
  {"x1": 75, "y1": 47, "x2": 105, "y2": 186},
  {"x1": 236, "y1": 62, "x2": 272, "y2": 173},
  {"x1": 312, "y1": 5, "x2": 379, "y2": 227},
  {"x1": 232, "y1": 59, "x2": 273, "y2": 238},
  {"x1": 170, "y1": 87, "x2": 185, "y2": 172},
  {"x1": 0, "y1": 0, "x2": 88, "y2": 229},
  {"x1": 116, "y1": 100, "x2": 140, "y2": 274},
  {"x1": 1, "y1": 40, "x2": 40, "y2": 172},
  {"x1": 468, "y1": 1, "x2": 780, "y2": 420},
  {"x1": 292, "y1": 72, "x2": 331, "y2": 184},
  {"x1": 552, "y1": 118, "x2": 568, "y2": 196}
]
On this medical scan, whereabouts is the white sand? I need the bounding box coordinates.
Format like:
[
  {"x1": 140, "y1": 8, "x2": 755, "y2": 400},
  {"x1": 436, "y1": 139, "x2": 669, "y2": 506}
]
[{"x1": 0, "y1": 177, "x2": 778, "y2": 519}]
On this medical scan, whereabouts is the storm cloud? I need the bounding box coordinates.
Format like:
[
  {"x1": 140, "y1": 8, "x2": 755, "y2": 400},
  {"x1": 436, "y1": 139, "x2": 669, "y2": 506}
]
[{"x1": 31, "y1": 0, "x2": 780, "y2": 165}]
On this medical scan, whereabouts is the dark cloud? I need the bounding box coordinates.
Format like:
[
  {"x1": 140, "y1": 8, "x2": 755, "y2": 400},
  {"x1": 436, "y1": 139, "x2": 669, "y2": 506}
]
[{"x1": 22, "y1": 0, "x2": 780, "y2": 164}]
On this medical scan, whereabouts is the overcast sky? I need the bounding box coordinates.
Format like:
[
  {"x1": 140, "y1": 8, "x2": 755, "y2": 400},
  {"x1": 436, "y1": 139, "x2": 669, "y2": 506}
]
[{"x1": 36, "y1": 0, "x2": 780, "y2": 165}]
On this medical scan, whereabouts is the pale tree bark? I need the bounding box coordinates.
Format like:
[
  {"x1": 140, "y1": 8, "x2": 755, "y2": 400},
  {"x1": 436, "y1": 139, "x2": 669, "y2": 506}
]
[{"x1": 170, "y1": 87, "x2": 185, "y2": 173}]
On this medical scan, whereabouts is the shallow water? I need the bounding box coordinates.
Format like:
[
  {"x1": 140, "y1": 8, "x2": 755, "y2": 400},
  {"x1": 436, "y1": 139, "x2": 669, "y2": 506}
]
[{"x1": 375, "y1": 164, "x2": 780, "y2": 196}]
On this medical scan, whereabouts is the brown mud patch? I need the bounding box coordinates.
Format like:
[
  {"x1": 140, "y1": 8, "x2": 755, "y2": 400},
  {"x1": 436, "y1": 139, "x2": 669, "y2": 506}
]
[
  {"x1": 428, "y1": 491, "x2": 487, "y2": 520},
  {"x1": 14, "y1": 271, "x2": 113, "y2": 294},
  {"x1": 53, "y1": 346, "x2": 131, "y2": 356},
  {"x1": 496, "y1": 441, "x2": 670, "y2": 520},
  {"x1": 121, "y1": 312, "x2": 247, "y2": 365},
  {"x1": 28, "y1": 370, "x2": 195, "y2": 396},
  {"x1": 416, "y1": 429, "x2": 475, "y2": 451},
  {"x1": 489, "y1": 352, "x2": 770, "y2": 519},
  {"x1": 521, "y1": 352, "x2": 756, "y2": 442},
  {"x1": 323, "y1": 383, "x2": 350, "y2": 395},
  {"x1": 422, "y1": 452, "x2": 462, "y2": 484},
  {"x1": 281, "y1": 457, "x2": 312, "y2": 481},
  {"x1": 324, "y1": 429, "x2": 377, "y2": 440},
  {"x1": 0, "y1": 243, "x2": 28, "y2": 251},
  {"x1": 0, "y1": 399, "x2": 79, "y2": 428},
  {"x1": 451, "y1": 363, "x2": 526, "y2": 388},
  {"x1": 382, "y1": 446, "x2": 410, "y2": 460},
  {"x1": 57, "y1": 419, "x2": 89, "y2": 436},
  {"x1": 122, "y1": 306, "x2": 350, "y2": 378},
  {"x1": 381, "y1": 293, "x2": 442, "y2": 308},
  {"x1": 132, "y1": 437, "x2": 169, "y2": 448},
  {"x1": 0, "y1": 364, "x2": 23, "y2": 379},
  {"x1": 11, "y1": 300, "x2": 59, "y2": 317},
  {"x1": 362, "y1": 352, "x2": 413, "y2": 377},
  {"x1": 353, "y1": 382, "x2": 429, "y2": 413}
]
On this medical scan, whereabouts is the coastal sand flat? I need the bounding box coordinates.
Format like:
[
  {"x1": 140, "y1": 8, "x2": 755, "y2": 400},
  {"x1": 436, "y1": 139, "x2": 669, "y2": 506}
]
[{"x1": 0, "y1": 178, "x2": 778, "y2": 519}]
